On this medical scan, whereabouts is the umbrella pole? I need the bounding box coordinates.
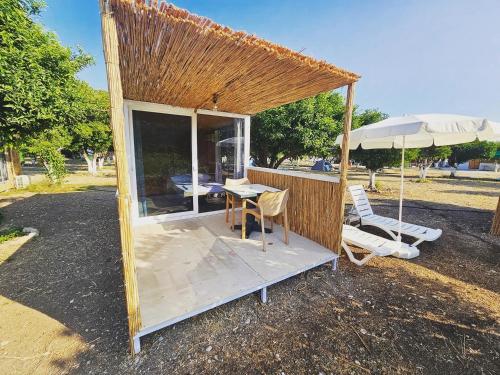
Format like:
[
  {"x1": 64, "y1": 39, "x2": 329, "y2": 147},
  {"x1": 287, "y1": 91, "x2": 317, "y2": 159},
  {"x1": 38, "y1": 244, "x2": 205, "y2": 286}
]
[{"x1": 397, "y1": 136, "x2": 406, "y2": 242}]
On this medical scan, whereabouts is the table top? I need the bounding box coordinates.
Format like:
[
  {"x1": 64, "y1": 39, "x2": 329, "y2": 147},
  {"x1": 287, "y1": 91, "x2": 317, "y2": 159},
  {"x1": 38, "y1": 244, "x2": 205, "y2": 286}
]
[
  {"x1": 222, "y1": 183, "x2": 280, "y2": 199},
  {"x1": 176, "y1": 183, "x2": 224, "y2": 197}
]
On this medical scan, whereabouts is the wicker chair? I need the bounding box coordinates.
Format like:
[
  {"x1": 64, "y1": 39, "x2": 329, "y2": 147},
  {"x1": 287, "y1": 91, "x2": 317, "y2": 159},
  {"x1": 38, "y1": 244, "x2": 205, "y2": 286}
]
[
  {"x1": 225, "y1": 177, "x2": 251, "y2": 230},
  {"x1": 242, "y1": 189, "x2": 289, "y2": 251}
]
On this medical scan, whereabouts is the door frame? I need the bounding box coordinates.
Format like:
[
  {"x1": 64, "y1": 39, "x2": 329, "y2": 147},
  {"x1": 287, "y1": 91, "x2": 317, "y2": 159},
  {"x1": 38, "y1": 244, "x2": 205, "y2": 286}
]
[{"x1": 124, "y1": 100, "x2": 250, "y2": 226}]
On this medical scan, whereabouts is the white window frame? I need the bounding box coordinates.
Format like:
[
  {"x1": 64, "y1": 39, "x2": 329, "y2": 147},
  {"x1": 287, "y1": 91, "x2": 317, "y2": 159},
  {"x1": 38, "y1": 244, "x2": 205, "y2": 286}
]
[{"x1": 124, "y1": 100, "x2": 250, "y2": 226}]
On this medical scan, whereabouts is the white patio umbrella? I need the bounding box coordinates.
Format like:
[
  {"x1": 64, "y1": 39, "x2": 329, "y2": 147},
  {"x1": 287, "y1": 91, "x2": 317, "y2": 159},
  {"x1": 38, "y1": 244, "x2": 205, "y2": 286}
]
[{"x1": 335, "y1": 113, "x2": 499, "y2": 242}]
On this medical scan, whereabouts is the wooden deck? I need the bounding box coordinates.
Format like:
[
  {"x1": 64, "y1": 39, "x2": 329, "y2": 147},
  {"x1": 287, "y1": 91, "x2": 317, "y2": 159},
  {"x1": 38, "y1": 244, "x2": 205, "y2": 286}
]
[{"x1": 133, "y1": 213, "x2": 338, "y2": 346}]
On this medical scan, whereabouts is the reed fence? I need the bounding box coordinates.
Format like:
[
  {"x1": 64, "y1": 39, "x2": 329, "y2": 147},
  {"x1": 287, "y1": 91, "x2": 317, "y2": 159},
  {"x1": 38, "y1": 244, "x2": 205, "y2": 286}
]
[{"x1": 247, "y1": 168, "x2": 344, "y2": 252}]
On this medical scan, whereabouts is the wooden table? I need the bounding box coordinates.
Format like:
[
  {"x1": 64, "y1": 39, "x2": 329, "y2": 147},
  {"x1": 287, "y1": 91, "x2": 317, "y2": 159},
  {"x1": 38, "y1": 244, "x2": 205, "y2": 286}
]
[{"x1": 222, "y1": 184, "x2": 280, "y2": 239}]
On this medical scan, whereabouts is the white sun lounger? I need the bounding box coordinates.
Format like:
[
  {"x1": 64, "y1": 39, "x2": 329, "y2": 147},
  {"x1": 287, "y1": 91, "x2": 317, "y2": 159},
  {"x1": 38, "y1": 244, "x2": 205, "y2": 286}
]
[
  {"x1": 349, "y1": 185, "x2": 442, "y2": 247},
  {"x1": 342, "y1": 225, "x2": 419, "y2": 266}
]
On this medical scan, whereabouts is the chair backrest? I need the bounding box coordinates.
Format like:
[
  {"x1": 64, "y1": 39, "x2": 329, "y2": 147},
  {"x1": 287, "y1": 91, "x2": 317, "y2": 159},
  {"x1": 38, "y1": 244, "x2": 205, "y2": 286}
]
[
  {"x1": 258, "y1": 189, "x2": 289, "y2": 217},
  {"x1": 348, "y1": 185, "x2": 373, "y2": 218},
  {"x1": 225, "y1": 177, "x2": 250, "y2": 186}
]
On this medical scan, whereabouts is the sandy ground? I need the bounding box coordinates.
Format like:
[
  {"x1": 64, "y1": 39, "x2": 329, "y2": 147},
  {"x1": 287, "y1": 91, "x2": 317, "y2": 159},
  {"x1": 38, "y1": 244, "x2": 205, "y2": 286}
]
[{"x1": 0, "y1": 167, "x2": 498, "y2": 374}]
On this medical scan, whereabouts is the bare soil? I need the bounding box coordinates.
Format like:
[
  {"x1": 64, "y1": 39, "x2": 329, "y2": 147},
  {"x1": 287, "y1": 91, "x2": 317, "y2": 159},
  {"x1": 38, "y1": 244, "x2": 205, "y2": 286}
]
[{"x1": 0, "y1": 169, "x2": 498, "y2": 374}]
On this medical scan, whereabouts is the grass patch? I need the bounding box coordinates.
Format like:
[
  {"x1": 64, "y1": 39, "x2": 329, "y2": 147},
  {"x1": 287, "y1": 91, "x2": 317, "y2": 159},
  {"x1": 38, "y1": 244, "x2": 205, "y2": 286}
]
[
  {"x1": 0, "y1": 227, "x2": 24, "y2": 245},
  {"x1": 0, "y1": 182, "x2": 102, "y2": 196},
  {"x1": 23, "y1": 182, "x2": 98, "y2": 193}
]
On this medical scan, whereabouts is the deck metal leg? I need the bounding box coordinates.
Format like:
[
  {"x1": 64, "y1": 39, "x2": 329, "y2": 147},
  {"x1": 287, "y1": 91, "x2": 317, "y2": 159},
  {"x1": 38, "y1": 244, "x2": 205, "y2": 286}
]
[
  {"x1": 260, "y1": 287, "x2": 267, "y2": 303},
  {"x1": 332, "y1": 258, "x2": 338, "y2": 271},
  {"x1": 133, "y1": 336, "x2": 141, "y2": 354}
]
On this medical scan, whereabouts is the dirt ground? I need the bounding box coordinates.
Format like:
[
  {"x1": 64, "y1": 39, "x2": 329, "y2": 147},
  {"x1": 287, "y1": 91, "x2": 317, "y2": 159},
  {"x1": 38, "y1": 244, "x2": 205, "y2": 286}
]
[{"x1": 0, "y1": 167, "x2": 498, "y2": 374}]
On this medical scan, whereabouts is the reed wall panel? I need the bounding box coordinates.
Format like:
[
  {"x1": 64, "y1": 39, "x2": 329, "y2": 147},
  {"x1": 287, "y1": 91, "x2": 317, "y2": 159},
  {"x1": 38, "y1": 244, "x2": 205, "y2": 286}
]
[
  {"x1": 491, "y1": 197, "x2": 500, "y2": 236},
  {"x1": 247, "y1": 168, "x2": 343, "y2": 252},
  {"x1": 99, "y1": 0, "x2": 142, "y2": 354}
]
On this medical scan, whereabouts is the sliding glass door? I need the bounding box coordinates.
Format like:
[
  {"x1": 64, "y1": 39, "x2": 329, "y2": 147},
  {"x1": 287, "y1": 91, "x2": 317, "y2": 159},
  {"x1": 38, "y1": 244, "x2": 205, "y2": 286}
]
[
  {"x1": 129, "y1": 104, "x2": 248, "y2": 222},
  {"x1": 132, "y1": 110, "x2": 194, "y2": 217},
  {"x1": 197, "y1": 114, "x2": 245, "y2": 213}
]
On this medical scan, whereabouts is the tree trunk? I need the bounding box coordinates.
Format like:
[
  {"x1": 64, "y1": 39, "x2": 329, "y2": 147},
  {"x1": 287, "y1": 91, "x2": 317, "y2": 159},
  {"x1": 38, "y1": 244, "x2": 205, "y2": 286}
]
[
  {"x1": 273, "y1": 155, "x2": 289, "y2": 169},
  {"x1": 419, "y1": 160, "x2": 430, "y2": 179},
  {"x1": 83, "y1": 151, "x2": 97, "y2": 175},
  {"x1": 98, "y1": 154, "x2": 106, "y2": 169},
  {"x1": 368, "y1": 169, "x2": 377, "y2": 190},
  {"x1": 91, "y1": 155, "x2": 98, "y2": 175},
  {"x1": 42, "y1": 160, "x2": 56, "y2": 184}
]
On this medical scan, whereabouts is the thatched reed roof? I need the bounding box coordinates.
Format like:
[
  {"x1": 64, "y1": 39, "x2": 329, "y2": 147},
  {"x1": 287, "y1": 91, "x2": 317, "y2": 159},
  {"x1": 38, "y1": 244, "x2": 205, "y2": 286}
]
[{"x1": 110, "y1": 0, "x2": 360, "y2": 114}]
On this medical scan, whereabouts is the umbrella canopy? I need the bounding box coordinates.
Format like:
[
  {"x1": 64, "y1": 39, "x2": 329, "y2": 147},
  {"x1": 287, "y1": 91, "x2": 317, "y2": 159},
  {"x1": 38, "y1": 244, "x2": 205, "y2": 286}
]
[
  {"x1": 490, "y1": 122, "x2": 500, "y2": 142},
  {"x1": 335, "y1": 113, "x2": 499, "y2": 247},
  {"x1": 335, "y1": 114, "x2": 498, "y2": 150}
]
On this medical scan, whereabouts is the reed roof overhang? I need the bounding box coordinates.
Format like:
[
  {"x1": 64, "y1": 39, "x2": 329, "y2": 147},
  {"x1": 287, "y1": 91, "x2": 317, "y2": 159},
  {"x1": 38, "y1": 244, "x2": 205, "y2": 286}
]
[{"x1": 110, "y1": 0, "x2": 360, "y2": 114}]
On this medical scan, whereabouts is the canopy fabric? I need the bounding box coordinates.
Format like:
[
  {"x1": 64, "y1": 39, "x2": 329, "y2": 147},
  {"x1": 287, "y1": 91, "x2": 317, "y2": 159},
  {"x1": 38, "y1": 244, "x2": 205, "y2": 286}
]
[
  {"x1": 334, "y1": 113, "x2": 499, "y2": 245},
  {"x1": 109, "y1": 0, "x2": 359, "y2": 114},
  {"x1": 335, "y1": 114, "x2": 498, "y2": 150},
  {"x1": 490, "y1": 122, "x2": 500, "y2": 142}
]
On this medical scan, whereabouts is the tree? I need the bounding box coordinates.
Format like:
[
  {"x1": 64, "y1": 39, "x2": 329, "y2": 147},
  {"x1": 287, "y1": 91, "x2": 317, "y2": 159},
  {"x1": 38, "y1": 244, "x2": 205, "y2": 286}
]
[
  {"x1": 21, "y1": 126, "x2": 72, "y2": 183},
  {"x1": 411, "y1": 146, "x2": 452, "y2": 179},
  {"x1": 449, "y1": 141, "x2": 498, "y2": 173},
  {"x1": 251, "y1": 92, "x2": 345, "y2": 168},
  {"x1": 0, "y1": 0, "x2": 92, "y2": 182},
  {"x1": 69, "y1": 83, "x2": 112, "y2": 175},
  {"x1": 351, "y1": 147, "x2": 401, "y2": 190},
  {"x1": 349, "y1": 109, "x2": 399, "y2": 190},
  {"x1": 71, "y1": 122, "x2": 112, "y2": 174}
]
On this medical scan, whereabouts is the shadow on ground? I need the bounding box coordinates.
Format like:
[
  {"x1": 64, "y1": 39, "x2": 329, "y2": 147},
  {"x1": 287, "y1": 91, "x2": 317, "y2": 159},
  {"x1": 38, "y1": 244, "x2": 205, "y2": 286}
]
[
  {"x1": 0, "y1": 190, "x2": 498, "y2": 374},
  {"x1": 0, "y1": 191, "x2": 129, "y2": 373}
]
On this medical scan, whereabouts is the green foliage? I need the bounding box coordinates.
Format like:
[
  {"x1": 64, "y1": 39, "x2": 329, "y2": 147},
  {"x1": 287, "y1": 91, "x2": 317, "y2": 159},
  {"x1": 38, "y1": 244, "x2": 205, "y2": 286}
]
[
  {"x1": 415, "y1": 146, "x2": 452, "y2": 163},
  {"x1": 22, "y1": 126, "x2": 72, "y2": 183},
  {"x1": 0, "y1": 0, "x2": 92, "y2": 145},
  {"x1": 0, "y1": 227, "x2": 24, "y2": 244},
  {"x1": 72, "y1": 121, "x2": 112, "y2": 154},
  {"x1": 251, "y1": 92, "x2": 345, "y2": 168},
  {"x1": 351, "y1": 147, "x2": 401, "y2": 172},
  {"x1": 352, "y1": 108, "x2": 387, "y2": 130},
  {"x1": 0, "y1": 0, "x2": 98, "y2": 183},
  {"x1": 350, "y1": 110, "x2": 401, "y2": 172},
  {"x1": 450, "y1": 141, "x2": 498, "y2": 165},
  {"x1": 69, "y1": 83, "x2": 111, "y2": 155},
  {"x1": 19, "y1": 0, "x2": 45, "y2": 14}
]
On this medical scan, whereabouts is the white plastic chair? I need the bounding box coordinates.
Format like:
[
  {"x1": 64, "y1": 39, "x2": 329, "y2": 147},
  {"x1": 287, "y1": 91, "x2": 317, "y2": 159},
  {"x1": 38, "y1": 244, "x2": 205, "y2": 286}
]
[
  {"x1": 349, "y1": 185, "x2": 442, "y2": 247},
  {"x1": 342, "y1": 225, "x2": 419, "y2": 266}
]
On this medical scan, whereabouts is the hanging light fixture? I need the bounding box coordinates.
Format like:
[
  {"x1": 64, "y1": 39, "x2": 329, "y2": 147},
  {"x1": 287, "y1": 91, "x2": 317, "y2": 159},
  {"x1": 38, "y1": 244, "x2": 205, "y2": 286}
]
[{"x1": 212, "y1": 93, "x2": 219, "y2": 111}]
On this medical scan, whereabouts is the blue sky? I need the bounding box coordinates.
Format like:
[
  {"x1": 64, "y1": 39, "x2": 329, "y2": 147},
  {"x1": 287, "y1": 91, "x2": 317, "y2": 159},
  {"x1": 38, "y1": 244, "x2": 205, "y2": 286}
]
[{"x1": 39, "y1": 0, "x2": 500, "y2": 120}]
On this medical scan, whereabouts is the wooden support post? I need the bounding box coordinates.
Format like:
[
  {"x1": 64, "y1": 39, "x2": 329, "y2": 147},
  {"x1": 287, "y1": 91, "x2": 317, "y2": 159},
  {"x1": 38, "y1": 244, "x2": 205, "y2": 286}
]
[
  {"x1": 491, "y1": 196, "x2": 500, "y2": 236},
  {"x1": 338, "y1": 83, "x2": 356, "y2": 255},
  {"x1": 98, "y1": 0, "x2": 142, "y2": 354}
]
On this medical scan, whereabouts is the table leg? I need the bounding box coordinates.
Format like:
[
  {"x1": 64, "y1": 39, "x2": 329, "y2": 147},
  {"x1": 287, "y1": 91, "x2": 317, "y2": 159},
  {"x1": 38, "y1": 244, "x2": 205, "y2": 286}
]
[
  {"x1": 231, "y1": 196, "x2": 236, "y2": 231},
  {"x1": 241, "y1": 199, "x2": 246, "y2": 240}
]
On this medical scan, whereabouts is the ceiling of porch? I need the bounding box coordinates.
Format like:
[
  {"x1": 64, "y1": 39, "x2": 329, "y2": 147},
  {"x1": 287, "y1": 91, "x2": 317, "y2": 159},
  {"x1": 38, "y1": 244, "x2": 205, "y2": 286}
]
[{"x1": 110, "y1": 0, "x2": 360, "y2": 114}]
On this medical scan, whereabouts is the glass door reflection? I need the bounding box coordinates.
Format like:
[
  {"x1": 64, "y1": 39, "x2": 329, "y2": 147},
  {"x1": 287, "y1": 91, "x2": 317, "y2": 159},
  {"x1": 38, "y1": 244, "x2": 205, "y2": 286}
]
[
  {"x1": 197, "y1": 114, "x2": 245, "y2": 213},
  {"x1": 133, "y1": 110, "x2": 193, "y2": 217}
]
